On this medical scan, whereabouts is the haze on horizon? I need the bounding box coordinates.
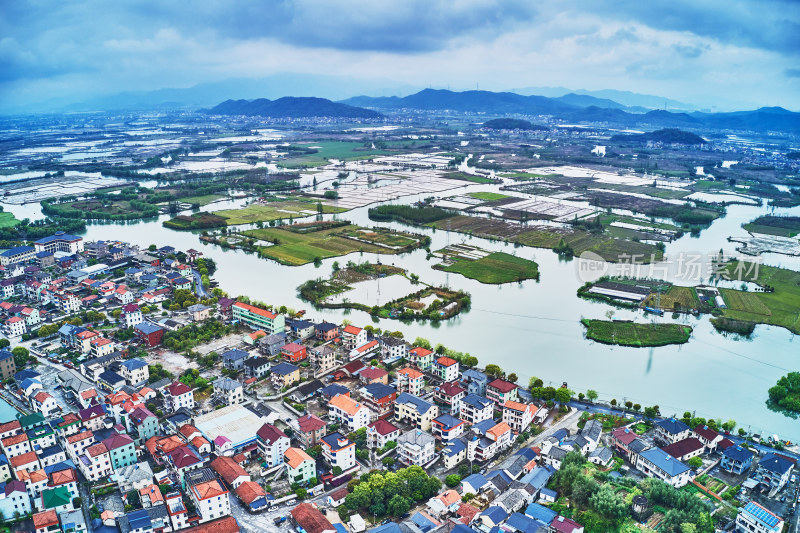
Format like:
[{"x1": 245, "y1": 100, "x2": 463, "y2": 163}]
[{"x1": 1, "y1": 0, "x2": 799, "y2": 114}]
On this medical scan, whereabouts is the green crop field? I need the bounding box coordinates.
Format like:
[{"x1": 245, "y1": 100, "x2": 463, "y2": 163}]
[
  {"x1": 720, "y1": 289, "x2": 771, "y2": 315},
  {"x1": 0, "y1": 212, "x2": 20, "y2": 228},
  {"x1": 178, "y1": 194, "x2": 226, "y2": 206},
  {"x1": 467, "y1": 192, "x2": 512, "y2": 202},
  {"x1": 214, "y1": 199, "x2": 345, "y2": 225},
  {"x1": 242, "y1": 224, "x2": 420, "y2": 266},
  {"x1": 742, "y1": 215, "x2": 800, "y2": 237},
  {"x1": 444, "y1": 172, "x2": 495, "y2": 184},
  {"x1": 717, "y1": 262, "x2": 800, "y2": 333},
  {"x1": 581, "y1": 319, "x2": 693, "y2": 347},
  {"x1": 644, "y1": 286, "x2": 700, "y2": 311},
  {"x1": 437, "y1": 252, "x2": 539, "y2": 284}
]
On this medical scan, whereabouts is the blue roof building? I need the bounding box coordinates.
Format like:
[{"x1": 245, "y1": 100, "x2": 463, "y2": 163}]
[
  {"x1": 756, "y1": 453, "x2": 794, "y2": 491},
  {"x1": 461, "y1": 473, "x2": 489, "y2": 494},
  {"x1": 271, "y1": 362, "x2": 299, "y2": 376},
  {"x1": 506, "y1": 512, "x2": 544, "y2": 533},
  {"x1": 461, "y1": 369, "x2": 488, "y2": 395},
  {"x1": 525, "y1": 502, "x2": 558, "y2": 525},
  {"x1": 480, "y1": 506, "x2": 508, "y2": 526},
  {"x1": 637, "y1": 447, "x2": 691, "y2": 487},
  {"x1": 738, "y1": 501, "x2": 784, "y2": 533},
  {"x1": 222, "y1": 349, "x2": 249, "y2": 370},
  {"x1": 720, "y1": 445, "x2": 754, "y2": 475}
]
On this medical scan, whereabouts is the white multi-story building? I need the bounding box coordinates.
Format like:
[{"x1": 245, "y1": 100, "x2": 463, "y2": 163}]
[
  {"x1": 397, "y1": 367, "x2": 424, "y2": 396},
  {"x1": 434, "y1": 357, "x2": 460, "y2": 383},
  {"x1": 5, "y1": 316, "x2": 26, "y2": 337},
  {"x1": 256, "y1": 424, "x2": 290, "y2": 468},
  {"x1": 189, "y1": 479, "x2": 230, "y2": 524},
  {"x1": 321, "y1": 433, "x2": 356, "y2": 471},
  {"x1": 501, "y1": 401, "x2": 537, "y2": 434},
  {"x1": 328, "y1": 394, "x2": 371, "y2": 432},
  {"x1": 635, "y1": 447, "x2": 691, "y2": 488},
  {"x1": 341, "y1": 325, "x2": 367, "y2": 351},
  {"x1": 458, "y1": 394, "x2": 494, "y2": 425},
  {"x1": 164, "y1": 382, "x2": 194, "y2": 412},
  {"x1": 736, "y1": 502, "x2": 784, "y2": 533},
  {"x1": 212, "y1": 377, "x2": 244, "y2": 406},
  {"x1": 79, "y1": 443, "x2": 112, "y2": 481},
  {"x1": 33, "y1": 233, "x2": 84, "y2": 254},
  {"x1": 118, "y1": 359, "x2": 149, "y2": 387},
  {"x1": 397, "y1": 430, "x2": 436, "y2": 466},
  {"x1": 120, "y1": 304, "x2": 143, "y2": 329}
]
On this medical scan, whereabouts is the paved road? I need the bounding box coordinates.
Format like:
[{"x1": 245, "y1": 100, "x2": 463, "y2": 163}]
[{"x1": 192, "y1": 268, "x2": 211, "y2": 298}]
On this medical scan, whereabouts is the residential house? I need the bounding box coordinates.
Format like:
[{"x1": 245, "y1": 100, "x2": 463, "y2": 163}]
[
  {"x1": 187, "y1": 304, "x2": 211, "y2": 322},
  {"x1": 379, "y1": 336, "x2": 408, "y2": 362},
  {"x1": 661, "y1": 438, "x2": 704, "y2": 462},
  {"x1": 736, "y1": 501, "x2": 784, "y2": 533},
  {"x1": 551, "y1": 516, "x2": 585, "y2": 533},
  {"x1": 442, "y1": 438, "x2": 468, "y2": 470},
  {"x1": 296, "y1": 414, "x2": 327, "y2": 449},
  {"x1": 397, "y1": 367, "x2": 424, "y2": 396},
  {"x1": 653, "y1": 419, "x2": 691, "y2": 446},
  {"x1": 0, "y1": 350, "x2": 15, "y2": 380},
  {"x1": 79, "y1": 443, "x2": 112, "y2": 482},
  {"x1": 693, "y1": 424, "x2": 724, "y2": 453},
  {"x1": 309, "y1": 345, "x2": 337, "y2": 375},
  {"x1": 358, "y1": 383, "x2": 397, "y2": 419},
  {"x1": 33, "y1": 509, "x2": 59, "y2": 533},
  {"x1": 188, "y1": 479, "x2": 230, "y2": 524},
  {"x1": 212, "y1": 378, "x2": 244, "y2": 406},
  {"x1": 120, "y1": 304, "x2": 143, "y2": 329},
  {"x1": 328, "y1": 394, "x2": 371, "y2": 432},
  {"x1": 235, "y1": 481, "x2": 268, "y2": 512},
  {"x1": 291, "y1": 503, "x2": 335, "y2": 533},
  {"x1": 434, "y1": 357, "x2": 459, "y2": 383},
  {"x1": 358, "y1": 366, "x2": 388, "y2": 385},
  {"x1": 222, "y1": 349, "x2": 248, "y2": 371},
  {"x1": 243, "y1": 356, "x2": 271, "y2": 379},
  {"x1": 281, "y1": 342, "x2": 307, "y2": 363},
  {"x1": 134, "y1": 322, "x2": 165, "y2": 347},
  {"x1": 284, "y1": 447, "x2": 315, "y2": 484},
  {"x1": 754, "y1": 453, "x2": 794, "y2": 492},
  {"x1": 270, "y1": 362, "x2": 300, "y2": 390},
  {"x1": 395, "y1": 393, "x2": 439, "y2": 431},
  {"x1": 721, "y1": 445, "x2": 755, "y2": 475},
  {"x1": 348, "y1": 339, "x2": 379, "y2": 361},
  {"x1": 468, "y1": 421, "x2": 513, "y2": 462},
  {"x1": 31, "y1": 392, "x2": 59, "y2": 418},
  {"x1": 486, "y1": 379, "x2": 519, "y2": 405},
  {"x1": 101, "y1": 433, "x2": 137, "y2": 471},
  {"x1": 258, "y1": 334, "x2": 285, "y2": 356},
  {"x1": 314, "y1": 322, "x2": 339, "y2": 342},
  {"x1": 434, "y1": 381, "x2": 466, "y2": 411},
  {"x1": 256, "y1": 424, "x2": 290, "y2": 468},
  {"x1": 127, "y1": 407, "x2": 159, "y2": 444},
  {"x1": 460, "y1": 369, "x2": 488, "y2": 396},
  {"x1": 502, "y1": 401, "x2": 538, "y2": 434},
  {"x1": 408, "y1": 347, "x2": 434, "y2": 371},
  {"x1": 432, "y1": 414, "x2": 466, "y2": 442},
  {"x1": 341, "y1": 325, "x2": 367, "y2": 351},
  {"x1": 397, "y1": 430, "x2": 436, "y2": 466},
  {"x1": 458, "y1": 394, "x2": 494, "y2": 425},
  {"x1": 210, "y1": 456, "x2": 249, "y2": 489},
  {"x1": 636, "y1": 447, "x2": 692, "y2": 488},
  {"x1": 118, "y1": 359, "x2": 149, "y2": 387},
  {"x1": 321, "y1": 433, "x2": 356, "y2": 472},
  {"x1": 367, "y1": 419, "x2": 401, "y2": 449},
  {"x1": 0, "y1": 479, "x2": 31, "y2": 520},
  {"x1": 164, "y1": 382, "x2": 194, "y2": 413}
]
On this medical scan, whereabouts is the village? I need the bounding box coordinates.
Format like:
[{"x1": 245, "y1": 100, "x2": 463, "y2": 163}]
[{"x1": 0, "y1": 231, "x2": 796, "y2": 533}]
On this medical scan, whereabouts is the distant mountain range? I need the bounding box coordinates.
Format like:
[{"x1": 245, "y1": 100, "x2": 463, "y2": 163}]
[
  {"x1": 340, "y1": 89, "x2": 800, "y2": 133},
  {"x1": 207, "y1": 97, "x2": 383, "y2": 119}
]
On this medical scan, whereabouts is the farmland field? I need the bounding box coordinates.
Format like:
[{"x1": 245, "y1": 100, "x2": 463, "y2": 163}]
[
  {"x1": 742, "y1": 215, "x2": 800, "y2": 237},
  {"x1": 178, "y1": 194, "x2": 226, "y2": 206},
  {"x1": 644, "y1": 286, "x2": 700, "y2": 311},
  {"x1": 435, "y1": 251, "x2": 539, "y2": 284},
  {"x1": 581, "y1": 319, "x2": 693, "y2": 347},
  {"x1": 467, "y1": 192, "x2": 512, "y2": 202},
  {"x1": 720, "y1": 289, "x2": 771, "y2": 315},
  {"x1": 242, "y1": 224, "x2": 423, "y2": 266},
  {"x1": 0, "y1": 212, "x2": 20, "y2": 228},
  {"x1": 213, "y1": 198, "x2": 346, "y2": 225}
]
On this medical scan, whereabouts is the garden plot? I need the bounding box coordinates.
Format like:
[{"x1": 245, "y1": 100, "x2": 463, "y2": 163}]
[{"x1": 500, "y1": 198, "x2": 597, "y2": 222}]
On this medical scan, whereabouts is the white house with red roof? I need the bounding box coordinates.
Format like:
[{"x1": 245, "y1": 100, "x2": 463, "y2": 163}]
[
  {"x1": 434, "y1": 381, "x2": 466, "y2": 409},
  {"x1": 341, "y1": 325, "x2": 367, "y2": 351},
  {"x1": 502, "y1": 401, "x2": 538, "y2": 434},
  {"x1": 486, "y1": 378, "x2": 519, "y2": 405},
  {"x1": 189, "y1": 479, "x2": 230, "y2": 524},
  {"x1": 120, "y1": 303, "x2": 143, "y2": 328},
  {"x1": 397, "y1": 367, "x2": 425, "y2": 396},
  {"x1": 434, "y1": 357, "x2": 460, "y2": 383},
  {"x1": 164, "y1": 381, "x2": 195, "y2": 412},
  {"x1": 367, "y1": 419, "x2": 401, "y2": 449},
  {"x1": 349, "y1": 339, "x2": 379, "y2": 361},
  {"x1": 5, "y1": 316, "x2": 26, "y2": 337},
  {"x1": 408, "y1": 346, "x2": 434, "y2": 370},
  {"x1": 693, "y1": 424, "x2": 723, "y2": 452},
  {"x1": 31, "y1": 391, "x2": 59, "y2": 418}
]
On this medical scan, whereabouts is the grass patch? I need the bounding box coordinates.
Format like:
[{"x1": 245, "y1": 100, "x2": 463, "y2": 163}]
[
  {"x1": 0, "y1": 212, "x2": 20, "y2": 228},
  {"x1": 742, "y1": 215, "x2": 800, "y2": 237},
  {"x1": 717, "y1": 262, "x2": 800, "y2": 334},
  {"x1": 163, "y1": 212, "x2": 228, "y2": 230},
  {"x1": 444, "y1": 171, "x2": 495, "y2": 184},
  {"x1": 467, "y1": 192, "x2": 512, "y2": 201},
  {"x1": 643, "y1": 286, "x2": 700, "y2": 311},
  {"x1": 179, "y1": 194, "x2": 226, "y2": 206},
  {"x1": 581, "y1": 319, "x2": 693, "y2": 347},
  {"x1": 213, "y1": 199, "x2": 345, "y2": 225},
  {"x1": 241, "y1": 224, "x2": 423, "y2": 266},
  {"x1": 436, "y1": 251, "x2": 539, "y2": 284},
  {"x1": 710, "y1": 317, "x2": 756, "y2": 336}
]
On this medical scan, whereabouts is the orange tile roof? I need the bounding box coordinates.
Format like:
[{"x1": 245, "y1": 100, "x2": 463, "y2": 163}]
[
  {"x1": 192, "y1": 479, "x2": 228, "y2": 500},
  {"x1": 342, "y1": 325, "x2": 362, "y2": 335},
  {"x1": 192, "y1": 436, "x2": 210, "y2": 449},
  {"x1": 66, "y1": 430, "x2": 93, "y2": 444},
  {"x1": 3, "y1": 433, "x2": 29, "y2": 446},
  {"x1": 0, "y1": 420, "x2": 21, "y2": 433},
  {"x1": 329, "y1": 393, "x2": 365, "y2": 416},
  {"x1": 233, "y1": 301, "x2": 277, "y2": 319},
  {"x1": 86, "y1": 443, "x2": 108, "y2": 457},
  {"x1": 210, "y1": 456, "x2": 248, "y2": 485},
  {"x1": 409, "y1": 347, "x2": 433, "y2": 357},
  {"x1": 140, "y1": 484, "x2": 165, "y2": 504},
  {"x1": 437, "y1": 356, "x2": 458, "y2": 367},
  {"x1": 182, "y1": 516, "x2": 240, "y2": 533},
  {"x1": 284, "y1": 447, "x2": 313, "y2": 469},
  {"x1": 437, "y1": 489, "x2": 461, "y2": 506},
  {"x1": 235, "y1": 480, "x2": 266, "y2": 505},
  {"x1": 9, "y1": 451, "x2": 38, "y2": 469},
  {"x1": 487, "y1": 422, "x2": 511, "y2": 441},
  {"x1": 398, "y1": 367, "x2": 423, "y2": 379},
  {"x1": 50, "y1": 468, "x2": 77, "y2": 486},
  {"x1": 33, "y1": 510, "x2": 58, "y2": 528},
  {"x1": 503, "y1": 400, "x2": 535, "y2": 413}
]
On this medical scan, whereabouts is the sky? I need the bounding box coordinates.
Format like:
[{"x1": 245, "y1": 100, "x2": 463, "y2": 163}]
[{"x1": 1, "y1": 0, "x2": 799, "y2": 112}]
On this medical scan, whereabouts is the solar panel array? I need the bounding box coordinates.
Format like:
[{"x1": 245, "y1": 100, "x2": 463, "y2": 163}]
[{"x1": 744, "y1": 502, "x2": 780, "y2": 528}]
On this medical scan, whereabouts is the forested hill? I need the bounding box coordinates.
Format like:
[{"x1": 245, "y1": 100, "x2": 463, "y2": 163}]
[
  {"x1": 207, "y1": 97, "x2": 383, "y2": 119},
  {"x1": 610, "y1": 128, "x2": 706, "y2": 144}
]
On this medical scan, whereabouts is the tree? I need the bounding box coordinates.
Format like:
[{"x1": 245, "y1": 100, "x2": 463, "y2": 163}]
[
  {"x1": 554, "y1": 388, "x2": 572, "y2": 404},
  {"x1": 332, "y1": 466, "x2": 343, "y2": 475},
  {"x1": 413, "y1": 337, "x2": 432, "y2": 350},
  {"x1": 687, "y1": 456, "x2": 703, "y2": 469},
  {"x1": 571, "y1": 474, "x2": 599, "y2": 508},
  {"x1": 625, "y1": 401, "x2": 633, "y2": 410},
  {"x1": 72, "y1": 497, "x2": 82, "y2": 509},
  {"x1": 0, "y1": 339, "x2": 9, "y2": 348},
  {"x1": 445, "y1": 474, "x2": 461, "y2": 488},
  {"x1": 12, "y1": 346, "x2": 30, "y2": 368},
  {"x1": 529, "y1": 376, "x2": 544, "y2": 389},
  {"x1": 386, "y1": 494, "x2": 410, "y2": 517},
  {"x1": 610, "y1": 398, "x2": 617, "y2": 407},
  {"x1": 589, "y1": 484, "x2": 629, "y2": 520},
  {"x1": 485, "y1": 364, "x2": 503, "y2": 378},
  {"x1": 586, "y1": 389, "x2": 599, "y2": 402},
  {"x1": 507, "y1": 373, "x2": 518, "y2": 383}
]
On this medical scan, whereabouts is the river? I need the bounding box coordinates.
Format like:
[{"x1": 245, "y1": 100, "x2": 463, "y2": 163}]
[{"x1": 2, "y1": 186, "x2": 799, "y2": 440}]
